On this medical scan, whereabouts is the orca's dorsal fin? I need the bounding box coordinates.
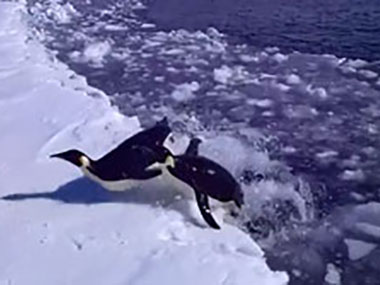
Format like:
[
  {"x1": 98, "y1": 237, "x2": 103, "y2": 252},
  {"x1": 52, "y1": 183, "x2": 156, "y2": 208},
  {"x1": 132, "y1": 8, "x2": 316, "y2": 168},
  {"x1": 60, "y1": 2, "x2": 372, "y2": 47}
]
[{"x1": 185, "y1": 137, "x2": 202, "y2": 156}]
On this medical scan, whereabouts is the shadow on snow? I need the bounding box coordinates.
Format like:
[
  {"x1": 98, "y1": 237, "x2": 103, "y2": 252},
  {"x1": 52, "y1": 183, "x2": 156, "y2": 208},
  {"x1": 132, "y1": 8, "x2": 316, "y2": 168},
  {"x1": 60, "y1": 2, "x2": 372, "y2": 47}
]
[{"x1": 1, "y1": 177, "x2": 207, "y2": 228}]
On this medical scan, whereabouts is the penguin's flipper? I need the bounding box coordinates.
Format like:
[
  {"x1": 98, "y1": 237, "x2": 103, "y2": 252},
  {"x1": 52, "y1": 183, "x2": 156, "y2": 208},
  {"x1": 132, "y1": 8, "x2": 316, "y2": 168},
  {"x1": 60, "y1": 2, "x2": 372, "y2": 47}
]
[
  {"x1": 128, "y1": 145, "x2": 163, "y2": 178},
  {"x1": 194, "y1": 191, "x2": 221, "y2": 230},
  {"x1": 138, "y1": 168, "x2": 163, "y2": 179},
  {"x1": 185, "y1": 137, "x2": 202, "y2": 156}
]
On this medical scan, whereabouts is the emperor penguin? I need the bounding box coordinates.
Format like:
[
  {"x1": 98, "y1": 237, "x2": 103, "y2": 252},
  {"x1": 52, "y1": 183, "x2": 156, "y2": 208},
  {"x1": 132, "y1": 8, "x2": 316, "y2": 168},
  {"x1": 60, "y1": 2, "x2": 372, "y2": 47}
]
[
  {"x1": 50, "y1": 117, "x2": 172, "y2": 191},
  {"x1": 151, "y1": 138, "x2": 244, "y2": 230}
]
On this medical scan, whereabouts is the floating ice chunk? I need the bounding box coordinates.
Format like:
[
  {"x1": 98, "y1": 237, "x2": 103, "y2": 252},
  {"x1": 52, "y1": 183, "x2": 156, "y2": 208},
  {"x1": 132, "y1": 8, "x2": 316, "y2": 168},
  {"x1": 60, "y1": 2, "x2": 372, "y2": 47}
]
[
  {"x1": 349, "y1": 192, "x2": 366, "y2": 202},
  {"x1": 166, "y1": 66, "x2": 179, "y2": 73},
  {"x1": 82, "y1": 41, "x2": 111, "y2": 65},
  {"x1": 367, "y1": 124, "x2": 378, "y2": 134},
  {"x1": 69, "y1": 50, "x2": 81, "y2": 61},
  {"x1": 131, "y1": 1, "x2": 146, "y2": 9},
  {"x1": 239, "y1": 54, "x2": 259, "y2": 63},
  {"x1": 316, "y1": 150, "x2": 339, "y2": 159},
  {"x1": 282, "y1": 146, "x2": 297, "y2": 154},
  {"x1": 306, "y1": 85, "x2": 328, "y2": 99},
  {"x1": 111, "y1": 50, "x2": 130, "y2": 61},
  {"x1": 265, "y1": 47, "x2": 280, "y2": 54},
  {"x1": 339, "y1": 66, "x2": 357, "y2": 75},
  {"x1": 273, "y1": 53, "x2": 288, "y2": 63},
  {"x1": 375, "y1": 79, "x2": 380, "y2": 88},
  {"x1": 346, "y1": 59, "x2": 368, "y2": 69},
  {"x1": 47, "y1": 2, "x2": 78, "y2": 24},
  {"x1": 358, "y1": 69, "x2": 378, "y2": 80},
  {"x1": 141, "y1": 23, "x2": 156, "y2": 29},
  {"x1": 325, "y1": 263, "x2": 341, "y2": 285},
  {"x1": 262, "y1": 111, "x2": 275, "y2": 117},
  {"x1": 247, "y1": 99, "x2": 273, "y2": 108},
  {"x1": 354, "y1": 223, "x2": 380, "y2": 239},
  {"x1": 104, "y1": 24, "x2": 128, "y2": 32},
  {"x1": 340, "y1": 169, "x2": 365, "y2": 181},
  {"x1": 154, "y1": 76, "x2": 165, "y2": 82},
  {"x1": 214, "y1": 65, "x2": 233, "y2": 84},
  {"x1": 260, "y1": 73, "x2": 277, "y2": 80},
  {"x1": 341, "y1": 154, "x2": 361, "y2": 168},
  {"x1": 273, "y1": 82, "x2": 290, "y2": 92},
  {"x1": 206, "y1": 27, "x2": 223, "y2": 38},
  {"x1": 163, "y1": 49, "x2": 184, "y2": 55},
  {"x1": 284, "y1": 105, "x2": 318, "y2": 119},
  {"x1": 286, "y1": 74, "x2": 302, "y2": 85},
  {"x1": 255, "y1": 99, "x2": 273, "y2": 108},
  {"x1": 171, "y1": 82, "x2": 200, "y2": 102},
  {"x1": 344, "y1": 239, "x2": 377, "y2": 261},
  {"x1": 362, "y1": 146, "x2": 376, "y2": 156}
]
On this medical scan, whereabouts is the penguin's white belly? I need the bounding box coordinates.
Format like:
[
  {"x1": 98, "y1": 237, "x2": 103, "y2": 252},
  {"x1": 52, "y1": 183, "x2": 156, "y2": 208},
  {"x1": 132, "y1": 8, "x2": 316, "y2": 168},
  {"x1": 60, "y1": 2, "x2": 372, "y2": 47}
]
[
  {"x1": 81, "y1": 167, "x2": 149, "y2": 191},
  {"x1": 96, "y1": 178, "x2": 143, "y2": 191},
  {"x1": 160, "y1": 168, "x2": 194, "y2": 199},
  {"x1": 80, "y1": 166, "x2": 194, "y2": 194}
]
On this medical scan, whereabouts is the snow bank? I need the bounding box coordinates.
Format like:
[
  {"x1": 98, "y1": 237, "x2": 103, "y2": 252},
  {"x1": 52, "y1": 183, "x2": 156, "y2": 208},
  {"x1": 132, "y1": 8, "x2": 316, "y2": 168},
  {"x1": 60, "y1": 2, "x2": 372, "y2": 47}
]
[{"x1": 0, "y1": 3, "x2": 287, "y2": 285}]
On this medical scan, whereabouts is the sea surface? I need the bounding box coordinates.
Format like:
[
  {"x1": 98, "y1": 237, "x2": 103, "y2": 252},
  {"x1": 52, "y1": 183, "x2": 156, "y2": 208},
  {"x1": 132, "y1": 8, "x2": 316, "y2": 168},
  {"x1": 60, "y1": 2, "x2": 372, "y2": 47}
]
[{"x1": 144, "y1": 0, "x2": 380, "y2": 62}]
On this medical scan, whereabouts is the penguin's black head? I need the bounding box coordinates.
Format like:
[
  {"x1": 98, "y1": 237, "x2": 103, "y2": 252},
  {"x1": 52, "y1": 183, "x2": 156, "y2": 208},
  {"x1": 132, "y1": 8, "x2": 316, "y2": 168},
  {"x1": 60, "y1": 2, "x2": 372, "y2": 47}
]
[
  {"x1": 155, "y1": 116, "x2": 169, "y2": 128},
  {"x1": 185, "y1": 137, "x2": 202, "y2": 156},
  {"x1": 50, "y1": 149, "x2": 91, "y2": 168}
]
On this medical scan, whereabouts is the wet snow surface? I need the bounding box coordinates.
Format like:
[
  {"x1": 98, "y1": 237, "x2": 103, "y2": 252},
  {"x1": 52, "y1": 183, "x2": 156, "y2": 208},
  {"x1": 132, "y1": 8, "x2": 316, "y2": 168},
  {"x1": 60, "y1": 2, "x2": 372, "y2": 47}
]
[{"x1": 23, "y1": 0, "x2": 380, "y2": 283}]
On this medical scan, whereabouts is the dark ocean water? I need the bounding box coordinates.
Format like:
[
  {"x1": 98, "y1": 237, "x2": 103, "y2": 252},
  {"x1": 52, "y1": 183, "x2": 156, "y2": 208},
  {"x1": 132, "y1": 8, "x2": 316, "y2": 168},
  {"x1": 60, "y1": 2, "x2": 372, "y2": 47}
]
[{"x1": 144, "y1": 0, "x2": 380, "y2": 62}]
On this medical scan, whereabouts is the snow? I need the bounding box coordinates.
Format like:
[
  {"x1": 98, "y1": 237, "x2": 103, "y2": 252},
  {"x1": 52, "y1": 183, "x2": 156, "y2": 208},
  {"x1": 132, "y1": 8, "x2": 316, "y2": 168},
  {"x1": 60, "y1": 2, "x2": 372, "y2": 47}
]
[{"x1": 0, "y1": 2, "x2": 288, "y2": 285}]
